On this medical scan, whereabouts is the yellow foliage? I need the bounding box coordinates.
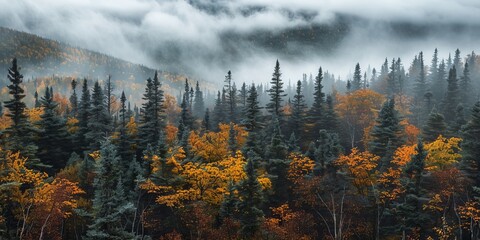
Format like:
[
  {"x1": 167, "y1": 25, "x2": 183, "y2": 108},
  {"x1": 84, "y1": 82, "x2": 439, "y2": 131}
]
[
  {"x1": 188, "y1": 123, "x2": 247, "y2": 162},
  {"x1": 25, "y1": 107, "x2": 44, "y2": 123},
  {"x1": 0, "y1": 114, "x2": 12, "y2": 130},
  {"x1": 126, "y1": 116, "x2": 137, "y2": 137},
  {"x1": 288, "y1": 154, "x2": 315, "y2": 185},
  {"x1": 335, "y1": 148, "x2": 379, "y2": 195},
  {"x1": 66, "y1": 117, "x2": 79, "y2": 134},
  {"x1": 424, "y1": 135, "x2": 462, "y2": 171}
]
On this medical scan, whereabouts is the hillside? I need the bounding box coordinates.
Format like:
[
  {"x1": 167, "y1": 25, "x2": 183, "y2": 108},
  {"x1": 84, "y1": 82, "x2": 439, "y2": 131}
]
[{"x1": 0, "y1": 27, "x2": 213, "y2": 105}]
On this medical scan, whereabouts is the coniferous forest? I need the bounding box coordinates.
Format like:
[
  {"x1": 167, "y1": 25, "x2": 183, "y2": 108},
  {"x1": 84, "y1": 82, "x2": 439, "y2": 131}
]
[
  {"x1": 1, "y1": 47, "x2": 480, "y2": 239},
  {"x1": 1, "y1": 2, "x2": 480, "y2": 239}
]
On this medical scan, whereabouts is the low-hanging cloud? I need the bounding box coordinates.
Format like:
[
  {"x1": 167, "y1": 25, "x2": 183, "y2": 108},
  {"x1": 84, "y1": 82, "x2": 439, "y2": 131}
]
[{"x1": 1, "y1": 0, "x2": 479, "y2": 86}]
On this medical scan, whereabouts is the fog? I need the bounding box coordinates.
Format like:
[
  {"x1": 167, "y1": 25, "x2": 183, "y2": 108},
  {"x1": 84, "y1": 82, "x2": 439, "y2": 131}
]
[{"x1": 1, "y1": 0, "x2": 480, "y2": 85}]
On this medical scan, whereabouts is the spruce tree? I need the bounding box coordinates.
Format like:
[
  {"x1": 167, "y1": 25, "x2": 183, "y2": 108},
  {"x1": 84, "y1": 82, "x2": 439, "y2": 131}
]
[
  {"x1": 117, "y1": 91, "x2": 133, "y2": 167},
  {"x1": 266, "y1": 60, "x2": 286, "y2": 118},
  {"x1": 242, "y1": 84, "x2": 262, "y2": 157},
  {"x1": 3, "y1": 58, "x2": 39, "y2": 166},
  {"x1": 461, "y1": 101, "x2": 480, "y2": 186},
  {"x1": 85, "y1": 139, "x2": 135, "y2": 239},
  {"x1": 86, "y1": 81, "x2": 111, "y2": 150},
  {"x1": 237, "y1": 158, "x2": 264, "y2": 238},
  {"x1": 460, "y1": 62, "x2": 472, "y2": 107},
  {"x1": 177, "y1": 94, "x2": 193, "y2": 146},
  {"x1": 443, "y1": 66, "x2": 459, "y2": 124},
  {"x1": 369, "y1": 98, "x2": 404, "y2": 167},
  {"x1": 34, "y1": 90, "x2": 40, "y2": 108},
  {"x1": 313, "y1": 130, "x2": 342, "y2": 176},
  {"x1": 265, "y1": 118, "x2": 289, "y2": 203},
  {"x1": 432, "y1": 59, "x2": 446, "y2": 104},
  {"x1": 138, "y1": 71, "x2": 165, "y2": 152},
  {"x1": 202, "y1": 108, "x2": 210, "y2": 132},
  {"x1": 453, "y1": 48, "x2": 463, "y2": 72},
  {"x1": 238, "y1": 82, "x2": 248, "y2": 109},
  {"x1": 395, "y1": 140, "x2": 429, "y2": 239},
  {"x1": 414, "y1": 52, "x2": 427, "y2": 103},
  {"x1": 309, "y1": 66, "x2": 325, "y2": 135},
  {"x1": 288, "y1": 80, "x2": 306, "y2": 136},
  {"x1": 69, "y1": 79, "x2": 78, "y2": 116},
  {"x1": 76, "y1": 78, "x2": 91, "y2": 153},
  {"x1": 320, "y1": 95, "x2": 339, "y2": 132},
  {"x1": 212, "y1": 91, "x2": 226, "y2": 130},
  {"x1": 352, "y1": 63, "x2": 362, "y2": 91},
  {"x1": 193, "y1": 81, "x2": 205, "y2": 117},
  {"x1": 224, "y1": 71, "x2": 238, "y2": 123},
  {"x1": 37, "y1": 87, "x2": 70, "y2": 173},
  {"x1": 422, "y1": 108, "x2": 446, "y2": 142}
]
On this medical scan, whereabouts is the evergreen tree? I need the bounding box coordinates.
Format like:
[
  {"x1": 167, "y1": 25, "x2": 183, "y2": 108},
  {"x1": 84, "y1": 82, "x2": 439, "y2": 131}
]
[
  {"x1": 395, "y1": 140, "x2": 429, "y2": 239},
  {"x1": 228, "y1": 123, "x2": 237, "y2": 155},
  {"x1": 105, "y1": 75, "x2": 113, "y2": 115},
  {"x1": 266, "y1": 60, "x2": 286, "y2": 118},
  {"x1": 461, "y1": 101, "x2": 480, "y2": 186},
  {"x1": 3, "y1": 58, "x2": 39, "y2": 166},
  {"x1": 76, "y1": 78, "x2": 91, "y2": 153},
  {"x1": 212, "y1": 91, "x2": 226, "y2": 130},
  {"x1": 69, "y1": 79, "x2": 78, "y2": 116},
  {"x1": 369, "y1": 98, "x2": 404, "y2": 167},
  {"x1": 429, "y1": 48, "x2": 438, "y2": 85},
  {"x1": 237, "y1": 158, "x2": 264, "y2": 238},
  {"x1": 453, "y1": 48, "x2": 463, "y2": 72},
  {"x1": 451, "y1": 104, "x2": 467, "y2": 135},
  {"x1": 288, "y1": 80, "x2": 306, "y2": 136},
  {"x1": 224, "y1": 71, "x2": 238, "y2": 123},
  {"x1": 443, "y1": 66, "x2": 459, "y2": 124},
  {"x1": 422, "y1": 108, "x2": 446, "y2": 142},
  {"x1": 414, "y1": 52, "x2": 427, "y2": 103},
  {"x1": 34, "y1": 90, "x2": 40, "y2": 108},
  {"x1": 460, "y1": 62, "x2": 472, "y2": 107},
  {"x1": 320, "y1": 95, "x2": 339, "y2": 132},
  {"x1": 85, "y1": 139, "x2": 135, "y2": 239},
  {"x1": 117, "y1": 91, "x2": 133, "y2": 167},
  {"x1": 177, "y1": 94, "x2": 193, "y2": 146},
  {"x1": 309, "y1": 66, "x2": 325, "y2": 134},
  {"x1": 37, "y1": 87, "x2": 70, "y2": 173},
  {"x1": 432, "y1": 59, "x2": 446, "y2": 104},
  {"x1": 193, "y1": 81, "x2": 205, "y2": 117},
  {"x1": 313, "y1": 130, "x2": 342, "y2": 176},
  {"x1": 265, "y1": 118, "x2": 289, "y2": 203},
  {"x1": 202, "y1": 108, "x2": 210, "y2": 132},
  {"x1": 352, "y1": 63, "x2": 362, "y2": 91},
  {"x1": 238, "y1": 82, "x2": 248, "y2": 109},
  {"x1": 242, "y1": 84, "x2": 262, "y2": 132},
  {"x1": 138, "y1": 71, "x2": 165, "y2": 152},
  {"x1": 86, "y1": 81, "x2": 111, "y2": 150}
]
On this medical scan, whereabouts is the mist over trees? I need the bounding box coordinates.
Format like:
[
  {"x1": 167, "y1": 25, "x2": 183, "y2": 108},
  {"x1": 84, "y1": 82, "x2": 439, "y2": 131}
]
[{"x1": 0, "y1": 44, "x2": 480, "y2": 239}]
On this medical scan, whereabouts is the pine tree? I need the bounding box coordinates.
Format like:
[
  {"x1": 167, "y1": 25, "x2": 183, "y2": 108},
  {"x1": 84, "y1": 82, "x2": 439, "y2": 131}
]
[
  {"x1": 193, "y1": 81, "x2": 205, "y2": 117},
  {"x1": 76, "y1": 78, "x2": 91, "y2": 153},
  {"x1": 288, "y1": 80, "x2": 306, "y2": 136},
  {"x1": 451, "y1": 104, "x2": 467, "y2": 135},
  {"x1": 453, "y1": 48, "x2": 463, "y2": 73},
  {"x1": 237, "y1": 158, "x2": 264, "y2": 238},
  {"x1": 177, "y1": 94, "x2": 193, "y2": 145},
  {"x1": 429, "y1": 48, "x2": 438, "y2": 85},
  {"x1": 422, "y1": 108, "x2": 446, "y2": 142},
  {"x1": 320, "y1": 95, "x2": 339, "y2": 132},
  {"x1": 69, "y1": 79, "x2": 78, "y2": 116},
  {"x1": 395, "y1": 140, "x2": 429, "y2": 239},
  {"x1": 432, "y1": 59, "x2": 446, "y2": 103},
  {"x1": 369, "y1": 98, "x2": 404, "y2": 167},
  {"x1": 313, "y1": 130, "x2": 342, "y2": 175},
  {"x1": 105, "y1": 75, "x2": 113, "y2": 115},
  {"x1": 117, "y1": 91, "x2": 133, "y2": 167},
  {"x1": 443, "y1": 66, "x2": 459, "y2": 124},
  {"x1": 461, "y1": 101, "x2": 480, "y2": 186},
  {"x1": 266, "y1": 60, "x2": 286, "y2": 118},
  {"x1": 37, "y1": 87, "x2": 70, "y2": 173},
  {"x1": 242, "y1": 84, "x2": 262, "y2": 132},
  {"x1": 228, "y1": 123, "x2": 237, "y2": 155},
  {"x1": 309, "y1": 66, "x2": 325, "y2": 134},
  {"x1": 352, "y1": 63, "x2": 362, "y2": 91},
  {"x1": 86, "y1": 81, "x2": 111, "y2": 150},
  {"x1": 414, "y1": 52, "x2": 427, "y2": 103},
  {"x1": 85, "y1": 139, "x2": 135, "y2": 239},
  {"x1": 224, "y1": 71, "x2": 238, "y2": 123},
  {"x1": 3, "y1": 58, "x2": 39, "y2": 167},
  {"x1": 212, "y1": 91, "x2": 226, "y2": 130}
]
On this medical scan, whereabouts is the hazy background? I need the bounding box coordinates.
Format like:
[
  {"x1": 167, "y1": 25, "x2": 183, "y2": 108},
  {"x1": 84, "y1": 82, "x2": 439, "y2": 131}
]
[{"x1": 1, "y1": 0, "x2": 480, "y2": 84}]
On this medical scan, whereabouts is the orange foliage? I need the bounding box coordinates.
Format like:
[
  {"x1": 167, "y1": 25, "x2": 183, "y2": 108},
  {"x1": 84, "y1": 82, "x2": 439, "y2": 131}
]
[
  {"x1": 26, "y1": 107, "x2": 44, "y2": 123},
  {"x1": 264, "y1": 204, "x2": 316, "y2": 240},
  {"x1": 165, "y1": 124, "x2": 178, "y2": 145},
  {"x1": 335, "y1": 148, "x2": 379, "y2": 195},
  {"x1": 288, "y1": 153, "x2": 315, "y2": 185}
]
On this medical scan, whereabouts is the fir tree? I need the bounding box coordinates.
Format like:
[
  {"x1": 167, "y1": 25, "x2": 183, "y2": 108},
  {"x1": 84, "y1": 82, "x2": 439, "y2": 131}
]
[
  {"x1": 138, "y1": 71, "x2": 165, "y2": 152},
  {"x1": 453, "y1": 48, "x2": 463, "y2": 72},
  {"x1": 422, "y1": 108, "x2": 446, "y2": 142},
  {"x1": 212, "y1": 91, "x2": 226, "y2": 130},
  {"x1": 369, "y1": 98, "x2": 404, "y2": 167},
  {"x1": 242, "y1": 84, "x2": 262, "y2": 133},
  {"x1": 86, "y1": 81, "x2": 111, "y2": 150},
  {"x1": 288, "y1": 80, "x2": 306, "y2": 136},
  {"x1": 320, "y1": 95, "x2": 339, "y2": 132},
  {"x1": 202, "y1": 108, "x2": 210, "y2": 132},
  {"x1": 76, "y1": 78, "x2": 91, "y2": 153},
  {"x1": 460, "y1": 62, "x2": 472, "y2": 107},
  {"x1": 395, "y1": 140, "x2": 429, "y2": 239},
  {"x1": 443, "y1": 66, "x2": 459, "y2": 124},
  {"x1": 3, "y1": 58, "x2": 39, "y2": 166},
  {"x1": 224, "y1": 71, "x2": 238, "y2": 123},
  {"x1": 37, "y1": 87, "x2": 70, "y2": 173},
  {"x1": 237, "y1": 158, "x2": 264, "y2": 238},
  {"x1": 34, "y1": 90, "x2": 40, "y2": 108},
  {"x1": 352, "y1": 63, "x2": 362, "y2": 91},
  {"x1": 117, "y1": 91, "x2": 133, "y2": 167},
  {"x1": 309, "y1": 66, "x2": 325, "y2": 134},
  {"x1": 69, "y1": 79, "x2": 78, "y2": 116},
  {"x1": 177, "y1": 94, "x2": 193, "y2": 146},
  {"x1": 238, "y1": 82, "x2": 248, "y2": 109},
  {"x1": 85, "y1": 139, "x2": 135, "y2": 239},
  {"x1": 414, "y1": 52, "x2": 427, "y2": 103},
  {"x1": 193, "y1": 81, "x2": 205, "y2": 117},
  {"x1": 265, "y1": 118, "x2": 289, "y2": 203},
  {"x1": 266, "y1": 60, "x2": 286, "y2": 118},
  {"x1": 313, "y1": 130, "x2": 342, "y2": 175},
  {"x1": 432, "y1": 59, "x2": 446, "y2": 104},
  {"x1": 461, "y1": 101, "x2": 480, "y2": 186}
]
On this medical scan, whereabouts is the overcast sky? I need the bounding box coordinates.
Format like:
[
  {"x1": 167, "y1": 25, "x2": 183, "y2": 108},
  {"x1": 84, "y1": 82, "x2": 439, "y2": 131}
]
[{"x1": 1, "y1": 0, "x2": 480, "y2": 84}]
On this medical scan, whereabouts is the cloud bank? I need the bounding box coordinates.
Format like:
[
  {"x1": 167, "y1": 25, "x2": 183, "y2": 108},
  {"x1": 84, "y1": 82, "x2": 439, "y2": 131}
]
[{"x1": 1, "y1": 0, "x2": 479, "y2": 85}]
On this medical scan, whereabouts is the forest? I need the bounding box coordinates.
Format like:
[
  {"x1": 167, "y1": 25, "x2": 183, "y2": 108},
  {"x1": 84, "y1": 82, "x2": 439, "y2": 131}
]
[{"x1": 0, "y1": 47, "x2": 480, "y2": 240}]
